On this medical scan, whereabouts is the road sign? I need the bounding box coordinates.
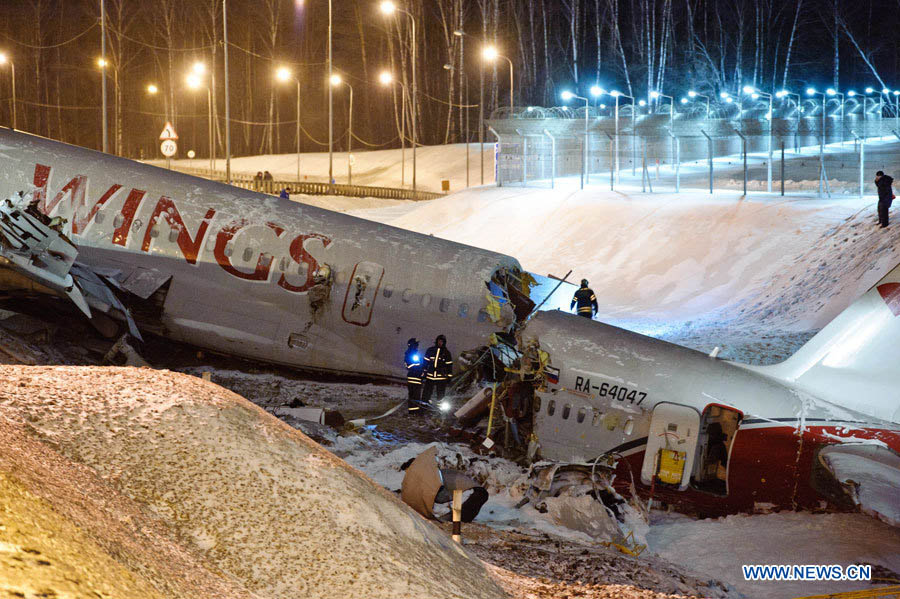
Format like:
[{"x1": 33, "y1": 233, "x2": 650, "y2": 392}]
[
  {"x1": 160, "y1": 140, "x2": 177, "y2": 157},
  {"x1": 159, "y1": 121, "x2": 178, "y2": 141}
]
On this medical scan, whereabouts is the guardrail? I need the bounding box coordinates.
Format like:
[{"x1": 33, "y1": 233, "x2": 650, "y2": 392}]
[{"x1": 169, "y1": 166, "x2": 444, "y2": 201}]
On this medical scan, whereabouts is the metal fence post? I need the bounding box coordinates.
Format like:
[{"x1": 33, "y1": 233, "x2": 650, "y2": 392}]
[
  {"x1": 665, "y1": 128, "x2": 679, "y2": 193},
  {"x1": 700, "y1": 129, "x2": 713, "y2": 194},
  {"x1": 544, "y1": 129, "x2": 556, "y2": 189},
  {"x1": 641, "y1": 139, "x2": 653, "y2": 193},
  {"x1": 734, "y1": 128, "x2": 747, "y2": 197},
  {"x1": 580, "y1": 134, "x2": 585, "y2": 189},
  {"x1": 488, "y1": 126, "x2": 502, "y2": 188},
  {"x1": 781, "y1": 142, "x2": 785, "y2": 196},
  {"x1": 604, "y1": 131, "x2": 614, "y2": 191},
  {"x1": 851, "y1": 130, "x2": 864, "y2": 198},
  {"x1": 516, "y1": 129, "x2": 528, "y2": 187}
]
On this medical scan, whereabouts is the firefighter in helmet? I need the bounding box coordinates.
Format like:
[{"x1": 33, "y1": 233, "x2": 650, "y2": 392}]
[
  {"x1": 404, "y1": 338, "x2": 424, "y2": 414},
  {"x1": 422, "y1": 334, "x2": 453, "y2": 406},
  {"x1": 571, "y1": 279, "x2": 598, "y2": 319}
]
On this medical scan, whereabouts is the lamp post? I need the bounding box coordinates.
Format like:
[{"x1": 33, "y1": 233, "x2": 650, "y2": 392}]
[
  {"x1": 380, "y1": 71, "x2": 408, "y2": 187},
  {"x1": 331, "y1": 74, "x2": 353, "y2": 185},
  {"x1": 0, "y1": 53, "x2": 15, "y2": 130},
  {"x1": 688, "y1": 90, "x2": 710, "y2": 119},
  {"x1": 561, "y1": 90, "x2": 589, "y2": 189},
  {"x1": 276, "y1": 67, "x2": 301, "y2": 182},
  {"x1": 893, "y1": 90, "x2": 900, "y2": 130},
  {"x1": 381, "y1": 1, "x2": 416, "y2": 192},
  {"x1": 807, "y1": 87, "x2": 827, "y2": 196},
  {"x1": 610, "y1": 90, "x2": 633, "y2": 184},
  {"x1": 649, "y1": 91, "x2": 674, "y2": 127},
  {"x1": 826, "y1": 88, "x2": 844, "y2": 146},
  {"x1": 482, "y1": 46, "x2": 514, "y2": 115},
  {"x1": 187, "y1": 72, "x2": 213, "y2": 173},
  {"x1": 454, "y1": 29, "x2": 484, "y2": 185},
  {"x1": 776, "y1": 90, "x2": 802, "y2": 152},
  {"x1": 744, "y1": 86, "x2": 773, "y2": 193},
  {"x1": 146, "y1": 83, "x2": 161, "y2": 161},
  {"x1": 863, "y1": 87, "x2": 876, "y2": 123}
]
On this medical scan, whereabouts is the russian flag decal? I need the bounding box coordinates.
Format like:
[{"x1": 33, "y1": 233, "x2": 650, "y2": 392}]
[{"x1": 544, "y1": 366, "x2": 560, "y2": 384}]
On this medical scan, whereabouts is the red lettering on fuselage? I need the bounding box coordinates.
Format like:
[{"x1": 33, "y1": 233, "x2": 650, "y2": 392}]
[
  {"x1": 72, "y1": 184, "x2": 122, "y2": 236},
  {"x1": 213, "y1": 219, "x2": 277, "y2": 281},
  {"x1": 141, "y1": 196, "x2": 215, "y2": 265},
  {"x1": 278, "y1": 233, "x2": 333, "y2": 293},
  {"x1": 112, "y1": 188, "x2": 147, "y2": 247}
]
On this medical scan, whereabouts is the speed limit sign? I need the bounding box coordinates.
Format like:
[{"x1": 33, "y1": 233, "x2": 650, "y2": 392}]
[{"x1": 160, "y1": 139, "x2": 177, "y2": 157}]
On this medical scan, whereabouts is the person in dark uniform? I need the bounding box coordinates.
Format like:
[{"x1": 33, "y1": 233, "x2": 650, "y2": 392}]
[
  {"x1": 570, "y1": 279, "x2": 598, "y2": 319},
  {"x1": 422, "y1": 334, "x2": 453, "y2": 406},
  {"x1": 875, "y1": 171, "x2": 894, "y2": 228},
  {"x1": 404, "y1": 338, "x2": 424, "y2": 414}
]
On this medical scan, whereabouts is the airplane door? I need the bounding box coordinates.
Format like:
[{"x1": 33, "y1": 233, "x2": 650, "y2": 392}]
[
  {"x1": 640, "y1": 402, "x2": 700, "y2": 491},
  {"x1": 341, "y1": 262, "x2": 384, "y2": 327}
]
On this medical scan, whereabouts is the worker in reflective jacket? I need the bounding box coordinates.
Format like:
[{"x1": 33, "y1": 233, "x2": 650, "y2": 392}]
[
  {"x1": 422, "y1": 334, "x2": 453, "y2": 406},
  {"x1": 405, "y1": 338, "x2": 424, "y2": 414},
  {"x1": 571, "y1": 279, "x2": 598, "y2": 319}
]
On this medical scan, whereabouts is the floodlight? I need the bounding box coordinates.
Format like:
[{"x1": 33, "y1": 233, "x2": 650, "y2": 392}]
[
  {"x1": 638, "y1": 99, "x2": 646, "y2": 106},
  {"x1": 276, "y1": 67, "x2": 291, "y2": 82},
  {"x1": 775, "y1": 90, "x2": 786, "y2": 98},
  {"x1": 806, "y1": 87, "x2": 816, "y2": 96},
  {"x1": 865, "y1": 87, "x2": 874, "y2": 94},
  {"x1": 330, "y1": 74, "x2": 342, "y2": 86},
  {"x1": 147, "y1": 84, "x2": 158, "y2": 94},
  {"x1": 649, "y1": 91, "x2": 660, "y2": 99},
  {"x1": 379, "y1": 1, "x2": 396, "y2": 15},
  {"x1": 589, "y1": 85, "x2": 605, "y2": 97},
  {"x1": 0, "y1": 53, "x2": 7, "y2": 65},
  {"x1": 883, "y1": 88, "x2": 891, "y2": 94},
  {"x1": 847, "y1": 90, "x2": 856, "y2": 97},
  {"x1": 826, "y1": 88, "x2": 836, "y2": 96},
  {"x1": 378, "y1": 71, "x2": 392, "y2": 85},
  {"x1": 482, "y1": 46, "x2": 498, "y2": 60},
  {"x1": 742, "y1": 85, "x2": 755, "y2": 94},
  {"x1": 561, "y1": 90, "x2": 574, "y2": 101},
  {"x1": 680, "y1": 98, "x2": 688, "y2": 104},
  {"x1": 610, "y1": 90, "x2": 621, "y2": 98},
  {"x1": 192, "y1": 62, "x2": 206, "y2": 75},
  {"x1": 688, "y1": 90, "x2": 698, "y2": 98}
]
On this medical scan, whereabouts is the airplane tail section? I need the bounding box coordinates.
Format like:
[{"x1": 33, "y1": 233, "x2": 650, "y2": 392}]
[{"x1": 754, "y1": 260, "x2": 900, "y2": 423}]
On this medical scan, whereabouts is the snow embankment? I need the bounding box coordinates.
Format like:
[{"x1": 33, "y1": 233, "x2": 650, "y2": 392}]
[
  {"x1": 156, "y1": 142, "x2": 494, "y2": 194},
  {"x1": 0, "y1": 366, "x2": 506, "y2": 599}
]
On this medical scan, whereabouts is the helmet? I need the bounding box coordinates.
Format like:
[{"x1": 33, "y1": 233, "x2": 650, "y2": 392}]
[
  {"x1": 407, "y1": 338, "x2": 418, "y2": 347},
  {"x1": 581, "y1": 278, "x2": 589, "y2": 287},
  {"x1": 435, "y1": 334, "x2": 447, "y2": 344}
]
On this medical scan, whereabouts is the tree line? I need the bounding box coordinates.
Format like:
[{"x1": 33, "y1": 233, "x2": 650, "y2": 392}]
[{"x1": 0, "y1": 0, "x2": 894, "y2": 160}]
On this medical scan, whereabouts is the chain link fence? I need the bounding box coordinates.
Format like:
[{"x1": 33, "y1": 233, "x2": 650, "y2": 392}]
[{"x1": 488, "y1": 101, "x2": 900, "y2": 196}]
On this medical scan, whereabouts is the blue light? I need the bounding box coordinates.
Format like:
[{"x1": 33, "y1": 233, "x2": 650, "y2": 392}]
[{"x1": 412, "y1": 353, "x2": 420, "y2": 362}]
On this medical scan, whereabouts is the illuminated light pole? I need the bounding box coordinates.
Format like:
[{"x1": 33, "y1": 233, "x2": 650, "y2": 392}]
[
  {"x1": 454, "y1": 29, "x2": 484, "y2": 185},
  {"x1": 0, "y1": 53, "x2": 15, "y2": 130},
  {"x1": 744, "y1": 86, "x2": 773, "y2": 193},
  {"x1": 610, "y1": 90, "x2": 633, "y2": 184},
  {"x1": 146, "y1": 83, "x2": 161, "y2": 160},
  {"x1": 482, "y1": 46, "x2": 514, "y2": 115},
  {"x1": 883, "y1": 88, "x2": 892, "y2": 124},
  {"x1": 776, "y1": 89, "x2": 802, "y2": 153},
  {"x1": 561, "y1": 90, "x2": 589, "y2": 189},
  {"x1": 826, "y1": 88, "x2": 845, "y2": 146},
  {"x1": 893, "y1": 90, "x2": 900, "y2": 130},
  {"x1": 381, "y1": 1, "x2": 417, "y2": 192},
  {"x1": 650, "y1": 91, "x2": 674, "y2": 177},
  {"x1": 863, "y1": 87, "x2": 876, "y2": 123},
  {"x1": 187, "y1": 72, "x2": 213, "y2": 173},
  {"x1": 380, "y1": 71, "x2": 408, "y2": 187},
  {"x1": 331, "y1": 74, "x2": 354, "y2": 185},
  {"x1": 276, "y1": 66, "x2": 301, "y2": 182},
  {"x1": 807, "y1": 87, "x2": 828, "y2": 196},
  {"x1": 100, "y1": 0, "x2": 107, "y2": 153},
  {"x1": 688, "y1": 90, "x2": 710, "y2": 119}
]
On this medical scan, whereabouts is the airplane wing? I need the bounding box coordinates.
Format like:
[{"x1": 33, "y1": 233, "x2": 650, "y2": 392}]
[
  {"x1": 0, "y1": 192, "x2": 142, "y2": 341},
  {"x1": 818, "y1": 443, "x2": 900, "y2": 527}
]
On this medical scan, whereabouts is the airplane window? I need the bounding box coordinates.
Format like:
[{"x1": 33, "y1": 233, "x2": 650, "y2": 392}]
[
  {"x1": 477, "y1": 309, "x2": 489, "y2": 322},
  {"x1": 169, "y1": 229, "x2": 179, "y2": 243},
  {"x1": 534, "y1": 395, "x2": 541, "y2": 413},
  {"x1": 224, "y1": 242, "x2": 234, "y2": 257},
  {"x1": 421, "y1": 294, "x2": 432, "y2": 308},
  {"x1": 149, "y1": 224, "x2": 160, "y2": 238},
  {"x1": 96, "y1": 211, "x2": 105, "y2": 224},
  {"x1": 624, "y1": 418, "x2": 634, "y2": 435},
  {"x1": 547, "y1": 400, "x2": 555, "y2": 416},
  {"x1": 458, "y1": 303, "x2": 469, "y2": 318},
  {"x1": 113, "y1": 213, "x2": 124, "y2": 228},
  {"x1": 592, "y1": 411, "x2": 603, "y2": 427},
  {"x1": 562, "y1": 404, "x2": 571, "y2": 420},
  {"x1": 383, "y1": 286, "x2": 393, "y2": 298},
  {"x1": 439, "y1": 298, "x2": 451, "y2": 313},
  {"x1": 279, "y1": 257, "x2": 288, "y2": 272},
  {"x1": 242, "y1": 247, "x2": 253, "y2": 262},
  {"x1": 401, "y1": 289, "x2": 413, "y2": 303},
  {"x1": 577, "y1": 408, "x2": 586, "y2": 424}
]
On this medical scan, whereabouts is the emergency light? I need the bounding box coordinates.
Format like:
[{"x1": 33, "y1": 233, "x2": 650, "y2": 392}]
[{"x1": 412, "y1": 353, "x2": 420, "y2": 362}]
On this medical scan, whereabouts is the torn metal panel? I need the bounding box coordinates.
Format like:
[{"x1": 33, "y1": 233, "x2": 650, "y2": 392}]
[{"x1": 119, "y1": 267, "x2": 173, "y2": 300}]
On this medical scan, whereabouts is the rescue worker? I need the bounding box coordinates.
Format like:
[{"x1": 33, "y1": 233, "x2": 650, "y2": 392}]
[
  {"x1": 404, "y1": 338, "x2": 424, "y2": 414},
  {"x1": 422, "y1": 334, "x2": 453, "y2": 406},
  {"x1": 571, "y1": 279, "x2": 598, "y2": 319},
  {"x1": 875, "y1": 170, "x2": 894, "y2": 228}
]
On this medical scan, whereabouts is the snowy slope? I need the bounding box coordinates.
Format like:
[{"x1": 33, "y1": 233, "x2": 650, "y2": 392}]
[{"x1": 0, "y1": 366, "x2": 506, "y2": 599}]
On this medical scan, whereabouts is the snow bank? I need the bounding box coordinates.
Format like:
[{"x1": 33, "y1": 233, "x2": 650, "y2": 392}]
[{"x1": 0, "y1": 366, "x2": 506, "y2": 599}]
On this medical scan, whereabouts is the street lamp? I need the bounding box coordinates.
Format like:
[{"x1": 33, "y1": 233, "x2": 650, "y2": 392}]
[
  {"x1": 776, "y1": 90, "x2": 802, "y2": 152},
  {"x1": 0, "y1": 52, "x2": 15, "y2": 130},
  {"x1": 649, "y1": 90, "x2": 674, "y2": 126},
  {"x1": 331, "y1": 73, "x2": 354, "y2": 185},
  {"x1": 276, "y1": 66, "x2": 302, "y2": 182},
  {"x1": 826, "y1": 88, "x2": 845, "y2": 145},
  {"x1": 454, "y1": 28, "x2": 484, "y2": 186},
  {"x1": 186, "y1": 71, "x2": 214, "y2": 172},
  {"x1": 380, "y1": 1, "x2": 417, "y2": 192},
  {"x1": 687, "y1": 90, "x2": 710, "y2": 119},
  {"x1": 744, "y1": 85, "x2": 773, "y2": 192},
  {"x1": 611, "y1": 90, "x2": 634, "y2": 182},
  {"x1": 380, "y1": 71, "x2": 409, "y2": 187},
  {"x1": 807, "y1": 87, "x2": 829, "y2": 196},
  {"x1": 561, "y1": 90, "x2": 590, "y2": 188},
  {"x1": 483, "y1": 45, "x2": 514, "y2": 115}
]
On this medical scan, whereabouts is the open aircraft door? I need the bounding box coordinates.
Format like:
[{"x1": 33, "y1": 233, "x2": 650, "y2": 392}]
[
  {"x1": 341, "y1": 262, "x2": 384, "y2": 327},
  {"x1": 640, "y1": 402, "x2": 700, "y2": 490}
]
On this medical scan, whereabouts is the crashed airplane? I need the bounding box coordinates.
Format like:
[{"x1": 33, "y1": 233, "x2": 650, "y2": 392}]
[{"x1": 0, "y1": 128, "x2": 898, "y2": 527}]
